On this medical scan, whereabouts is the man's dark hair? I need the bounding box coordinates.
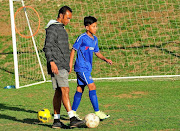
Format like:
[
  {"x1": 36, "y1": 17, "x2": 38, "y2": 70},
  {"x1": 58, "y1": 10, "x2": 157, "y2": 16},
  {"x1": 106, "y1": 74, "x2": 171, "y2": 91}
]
[
  {"x1": 57, "y1": 6, "x2": 72, "y2": 18},
  {"x1": 84, "y1": 16, "x2": 97, "y2": 26}
]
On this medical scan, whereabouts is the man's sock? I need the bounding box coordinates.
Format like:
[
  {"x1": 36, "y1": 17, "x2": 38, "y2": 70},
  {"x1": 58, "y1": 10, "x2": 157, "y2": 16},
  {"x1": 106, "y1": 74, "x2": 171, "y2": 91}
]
[
  {"x1": 89, "y1": 90, "x2": 99, "y2": 112},
  {"x1": 54, "y1": 114, "x2": 60, "y2": 123},
  {"x1": 68, "y1": 110, "x2": 75, "y2": 118},
  {"x1": 72, "y1": 91, "x2": 82, "y2": 111}
]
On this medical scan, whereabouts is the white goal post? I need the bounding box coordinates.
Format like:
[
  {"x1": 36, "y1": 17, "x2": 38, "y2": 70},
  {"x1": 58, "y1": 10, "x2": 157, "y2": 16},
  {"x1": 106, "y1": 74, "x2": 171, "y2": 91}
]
[{"x1": 8, "y1": 0, "x2": 180, "y2": 89}]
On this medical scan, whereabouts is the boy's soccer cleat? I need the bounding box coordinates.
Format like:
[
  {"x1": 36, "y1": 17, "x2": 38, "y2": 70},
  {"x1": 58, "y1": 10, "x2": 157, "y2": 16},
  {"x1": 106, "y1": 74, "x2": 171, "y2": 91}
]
[
  {"x1": 95, "y1": 111, "x2": 110, "y2": 120},
  {"x1": 70, "y1": 116, "x2": 85, "y2": 128},
  {"x1": 73, "y1": 111, "x2": 82, "y2": 120}
]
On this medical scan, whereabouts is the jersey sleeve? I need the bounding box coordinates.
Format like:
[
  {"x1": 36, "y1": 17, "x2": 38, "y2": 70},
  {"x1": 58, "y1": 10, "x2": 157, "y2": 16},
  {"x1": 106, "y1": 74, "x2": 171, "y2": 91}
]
[
  {"x1": 72, "y1": 35, "x2": 83, "y2": 51},
  {"x1": 94, "y1": 39, "x2": 99, "y2": 53}
]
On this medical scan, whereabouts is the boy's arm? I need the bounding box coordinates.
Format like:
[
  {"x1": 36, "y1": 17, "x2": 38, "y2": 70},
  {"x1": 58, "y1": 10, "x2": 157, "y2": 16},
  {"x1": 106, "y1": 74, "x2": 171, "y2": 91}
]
[
  {"x1": 69, "y1": 48, "x2": 75, "y2": 73},
  {"x1": 95, "y1": 52, "x2": 112, "y2": 65}
]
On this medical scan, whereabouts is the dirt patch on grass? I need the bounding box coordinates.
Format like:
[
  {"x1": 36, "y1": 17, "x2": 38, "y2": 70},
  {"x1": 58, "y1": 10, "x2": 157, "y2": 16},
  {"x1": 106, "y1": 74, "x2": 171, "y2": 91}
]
[
  {"x1": 114, "y1": 91, "x2": 148, "y2": 98},
  {"x1": 103, "y1": 104, "x2": 112, "y2": 108},
  {"x1": 0, "y1": 22, "x2": 11, "y2": 36},
  {"x1": 0, "y1": 9, "x2": 11, "y2": 36},
  {"x1": 117, "y1": 118, "x2": 135, "y2": 126},
  {"x1": 132, "y1": 91, "x2": 148, "y2": 95},
  {"x1": 26, "y1": 94, "x2": 34, "y2": 98},
  {"x1": 158, "y1": 129, "x2": 177, "y2": 131}
]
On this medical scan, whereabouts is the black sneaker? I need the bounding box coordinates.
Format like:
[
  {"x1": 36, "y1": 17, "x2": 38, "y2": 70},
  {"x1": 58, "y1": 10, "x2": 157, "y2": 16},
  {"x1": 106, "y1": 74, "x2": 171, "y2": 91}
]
[
  {"x1": 70, "y1": 116, "x2": 85, "y2": 128},
  {"x1": 52, "y1": 120, "x2": 68, "y2": 129}
]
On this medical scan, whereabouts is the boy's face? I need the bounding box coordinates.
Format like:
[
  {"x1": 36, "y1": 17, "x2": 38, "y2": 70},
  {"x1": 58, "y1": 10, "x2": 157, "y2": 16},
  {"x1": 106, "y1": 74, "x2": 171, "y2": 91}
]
[
  {"x1": 59, "y1": 10, "x2": 72, "y2": 25},
  {"x1": 86, "y1": 22, "x2": 97, "y2": 35}
]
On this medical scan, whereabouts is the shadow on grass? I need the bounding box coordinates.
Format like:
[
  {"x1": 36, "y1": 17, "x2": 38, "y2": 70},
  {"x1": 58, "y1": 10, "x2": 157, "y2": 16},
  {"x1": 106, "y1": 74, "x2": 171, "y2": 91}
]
[
  {"x1": 0, "y1": 103, "x2": 37, "y2": 113},
  {"x1": 0, "y1": 114, "x2": 86, "y2": 129},
  {"x1": 0, "y1": 114, "x2": 52, "y2": 128},
  {"x1": 99, "y1": 41, "x2": 180, "y2": 58},
  {"x1": 0, "y1": 103, "x2": 51, "y2": 128},
  {"x1": 0, "y1": 103, "x2": 86, "y2": 129},
  {"x1": 60, "y1": 115, "x2": 70, "y2": 121}
]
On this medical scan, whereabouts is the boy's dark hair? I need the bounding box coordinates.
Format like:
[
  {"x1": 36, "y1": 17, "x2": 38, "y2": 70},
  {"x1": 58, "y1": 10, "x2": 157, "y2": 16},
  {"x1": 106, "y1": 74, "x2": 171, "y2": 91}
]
[
  {"x1": 84, "y1": 16, "x2": 97, "y2": 26},
  {"x1": 57, "y1": 6, "x2": 72, "y2": 18}
]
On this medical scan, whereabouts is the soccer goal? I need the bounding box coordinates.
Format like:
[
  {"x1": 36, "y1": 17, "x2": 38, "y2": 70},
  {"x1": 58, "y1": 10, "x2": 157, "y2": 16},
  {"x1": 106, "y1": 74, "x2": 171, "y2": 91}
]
[
  {"x1": 9, "y1": 0, "x2": 46, "y2": 89},
  {"x1": 8, "y1": 0, "x2": 180, "y2": 89}
]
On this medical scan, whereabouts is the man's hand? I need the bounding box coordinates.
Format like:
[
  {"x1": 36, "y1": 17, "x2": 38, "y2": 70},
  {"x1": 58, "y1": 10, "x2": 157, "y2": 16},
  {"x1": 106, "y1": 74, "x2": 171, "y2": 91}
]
[{"x1": 50, "y1": 61, "x2": 59, "y2": 74}]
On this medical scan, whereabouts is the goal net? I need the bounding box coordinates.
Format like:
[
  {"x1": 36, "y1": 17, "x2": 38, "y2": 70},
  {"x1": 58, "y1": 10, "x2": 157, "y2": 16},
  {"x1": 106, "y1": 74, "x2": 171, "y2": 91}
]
[{"x1": 2, "y1": 0, "x2": 180, "y2": 88}]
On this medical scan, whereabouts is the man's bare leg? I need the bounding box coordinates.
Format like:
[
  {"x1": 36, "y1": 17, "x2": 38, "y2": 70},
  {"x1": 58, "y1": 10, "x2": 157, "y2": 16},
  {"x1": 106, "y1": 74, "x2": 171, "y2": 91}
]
[
  {"x1": 53, "y1": 87, "x2": 62, "y2": 115},
  {"x1": 61, "y1": 87, "x2": 72, "y2": 112}
]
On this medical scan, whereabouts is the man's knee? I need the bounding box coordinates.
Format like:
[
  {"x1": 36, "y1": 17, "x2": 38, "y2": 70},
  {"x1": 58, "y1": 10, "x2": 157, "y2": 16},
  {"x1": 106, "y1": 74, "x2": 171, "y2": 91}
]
[
  {"x1": 54, "y1": 87, "x2": 62, "y2": 97},
  {"x1": 61, "y1": 87, "x2": 70, "y2": 94}
]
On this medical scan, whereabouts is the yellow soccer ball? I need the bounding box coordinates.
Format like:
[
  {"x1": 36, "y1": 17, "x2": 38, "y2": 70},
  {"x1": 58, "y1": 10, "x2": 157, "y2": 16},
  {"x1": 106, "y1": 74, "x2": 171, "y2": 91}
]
[{"x1": 37, "y1": 109, "x2": 51, "y2": 123}]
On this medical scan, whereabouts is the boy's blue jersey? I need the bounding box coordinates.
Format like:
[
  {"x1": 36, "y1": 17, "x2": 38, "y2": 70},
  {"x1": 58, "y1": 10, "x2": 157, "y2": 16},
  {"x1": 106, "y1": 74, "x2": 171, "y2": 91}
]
[{"x1": 73, "y1": 33, "x2": 99, "y2": 72}]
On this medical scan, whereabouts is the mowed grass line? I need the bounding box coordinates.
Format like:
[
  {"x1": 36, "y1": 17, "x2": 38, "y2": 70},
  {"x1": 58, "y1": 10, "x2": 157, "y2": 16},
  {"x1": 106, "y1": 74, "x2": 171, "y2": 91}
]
[{"x1": 0, "y1": 79, "x2": 179, "y2": 131}]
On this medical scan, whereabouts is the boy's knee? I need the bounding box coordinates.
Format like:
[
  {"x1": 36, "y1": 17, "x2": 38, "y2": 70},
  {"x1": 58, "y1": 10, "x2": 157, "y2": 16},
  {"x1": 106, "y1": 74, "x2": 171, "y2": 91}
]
[
  {"x1": 77, "y1": 85, "x2": 85, "y2": 93},
  {"x1": 88, "y1": 83, "x2": 96, "y2": 90}
]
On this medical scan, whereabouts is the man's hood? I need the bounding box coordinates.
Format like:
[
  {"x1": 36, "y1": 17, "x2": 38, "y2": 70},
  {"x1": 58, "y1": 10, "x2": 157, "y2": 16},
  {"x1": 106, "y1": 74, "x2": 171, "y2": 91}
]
[{"x1": 45, "y1": 20, "x2": 62, "y2": 29}]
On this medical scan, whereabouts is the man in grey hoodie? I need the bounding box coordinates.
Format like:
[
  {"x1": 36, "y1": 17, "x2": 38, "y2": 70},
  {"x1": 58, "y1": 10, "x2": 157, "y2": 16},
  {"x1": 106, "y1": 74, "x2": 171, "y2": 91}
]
[{"x1": 43, "y1": 6, "x2": 84, "y2": 128}]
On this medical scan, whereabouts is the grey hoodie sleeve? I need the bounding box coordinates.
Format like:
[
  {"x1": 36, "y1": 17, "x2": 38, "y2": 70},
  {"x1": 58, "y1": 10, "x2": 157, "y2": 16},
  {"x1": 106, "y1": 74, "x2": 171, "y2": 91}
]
[{"x1": 43, "y1": 25, "x2": 57, "y2": 63}]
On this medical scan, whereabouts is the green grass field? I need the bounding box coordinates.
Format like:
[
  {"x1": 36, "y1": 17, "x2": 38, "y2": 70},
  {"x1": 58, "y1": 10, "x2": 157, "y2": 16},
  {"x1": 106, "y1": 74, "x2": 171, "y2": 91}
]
[
  {"x1": 0, "y1": 1, "x2": 179, "y2": 130},
  {"x1": 0, "y1": 78, "x2": 180, "y2": 130}
]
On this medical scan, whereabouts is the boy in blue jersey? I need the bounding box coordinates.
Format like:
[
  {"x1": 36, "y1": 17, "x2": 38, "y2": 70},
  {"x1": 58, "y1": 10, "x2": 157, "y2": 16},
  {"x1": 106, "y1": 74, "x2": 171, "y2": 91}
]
[{"x1": 69, "y1": 16, "x2": 112, "y2": 120}]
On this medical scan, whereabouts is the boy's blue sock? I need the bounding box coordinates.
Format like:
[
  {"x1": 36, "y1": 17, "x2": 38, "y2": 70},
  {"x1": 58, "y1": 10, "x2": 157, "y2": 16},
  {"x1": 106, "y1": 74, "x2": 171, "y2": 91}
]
[
  {"x1": 72, "y1": 91, "x2": 82, "y2": 111},
  {"x1": 89, "y1": 90, "x2": 99, "y2": 112}
]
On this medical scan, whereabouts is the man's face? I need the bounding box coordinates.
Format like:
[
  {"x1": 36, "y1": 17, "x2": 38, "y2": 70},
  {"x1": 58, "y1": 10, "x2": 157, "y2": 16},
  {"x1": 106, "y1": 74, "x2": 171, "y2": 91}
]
[{"x1": 60, "y1": 10, "x2": 72, "y2": 25}]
